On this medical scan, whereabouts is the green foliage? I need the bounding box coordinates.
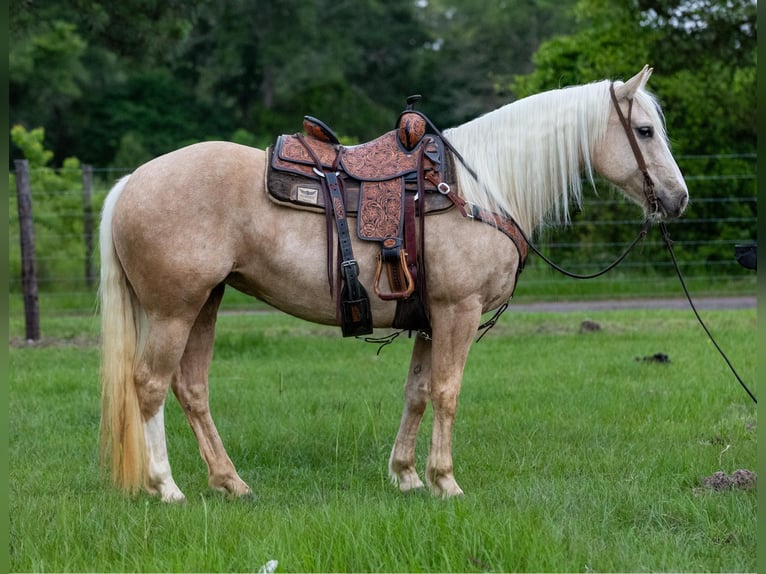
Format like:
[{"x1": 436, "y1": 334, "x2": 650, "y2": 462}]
[
  {"x1": 9, "y1": 0, "x2": 755, "y2": 164},
  {"x1": 9, "y1": 19, "x2": 88, "y2": 107},
  {"x1": 413, "y1": 0, "x2": 579, "y2": 125},
  {"x1": 9, "y1": 126, "x2": 95, "y2": 292},
  {"x1": 10, "y1": 125, "x2": 53, "y2": 167},
  {"x1": 514, "y1": 0, "x2": 653, "y2": 97},
  {"x1": 9, "y1": 0, "x2": 583, "y2": 165},
  {"x1": 511, "y1": 0, "x2": 756, "y2": 267}
]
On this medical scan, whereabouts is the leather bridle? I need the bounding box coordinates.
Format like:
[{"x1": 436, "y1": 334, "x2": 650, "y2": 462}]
[{"x1": 609, "y1": 83, "x2": 661, "y2": 218}]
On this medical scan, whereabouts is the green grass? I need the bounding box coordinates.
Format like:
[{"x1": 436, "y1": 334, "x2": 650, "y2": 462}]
[{"x1": 9, "y1": 309, "x2": 757, "y2": 572}]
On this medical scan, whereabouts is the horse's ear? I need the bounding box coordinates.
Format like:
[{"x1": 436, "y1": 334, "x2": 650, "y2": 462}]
[{"x1": 614, "y1": 65, "x2": 652, "y2": 99}]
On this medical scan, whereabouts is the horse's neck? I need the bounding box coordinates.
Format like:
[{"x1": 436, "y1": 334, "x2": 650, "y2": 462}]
[{"x1": 445, "y1": 82, "x2": 609, "y2": 236}]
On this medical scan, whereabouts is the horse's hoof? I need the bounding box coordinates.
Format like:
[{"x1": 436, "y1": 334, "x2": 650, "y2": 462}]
[
  {"x1": 390, "y1": 467, "x2": 425, "y2": 493},
  {"x1": 427, "y1": 474, "x2": 465, "y2": 498},
  {"x1": 147, "y1": 479, "x2": 187, "y2": 503},
  {"x1": 399, "y1": 476, "x2": 426, "y2": 493},
  {"x1": 162, "y1": 491, "x2": 187, "y2": 504},
  {"x1": 155, "y1": 485, "x2": 186, "y2": 503},
  {"x1": 211, "y1": 476, "x2": 252, "y2": 498}
]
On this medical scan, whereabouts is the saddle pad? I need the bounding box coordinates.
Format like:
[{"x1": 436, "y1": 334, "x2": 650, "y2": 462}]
[
  {"x1": 267, "y1": 158, "x2": 454, "y2": 216},
  {"x1": 267, "y1": 147, "x2": 455, "y2": 217}
]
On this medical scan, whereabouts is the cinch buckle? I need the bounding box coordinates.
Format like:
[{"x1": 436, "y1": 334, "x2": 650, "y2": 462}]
[
  {"x1": 437, "y1": 182, "x2": 451, "y2": 195},
  {"x1": 341, "y1": 259, "x2": 359, "y2": 273}
]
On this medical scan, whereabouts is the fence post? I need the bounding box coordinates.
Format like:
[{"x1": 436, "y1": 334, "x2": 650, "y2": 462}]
[
  {"x1": 82, "y1": 164, "x2": 95, "y2": 288},
  {"x1": 14, "y1": 159, "x2": 41, "y2": 342}
]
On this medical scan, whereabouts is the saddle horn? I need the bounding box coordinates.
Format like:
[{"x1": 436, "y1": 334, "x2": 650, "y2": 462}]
[{"x1": 398, "y1": 96, "x2": 427, "y2": 151}]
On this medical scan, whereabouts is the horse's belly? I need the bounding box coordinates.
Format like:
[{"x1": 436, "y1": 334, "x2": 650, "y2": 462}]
[{"x1": 230, "y1": 205, "x2": 398, "y2": 327}]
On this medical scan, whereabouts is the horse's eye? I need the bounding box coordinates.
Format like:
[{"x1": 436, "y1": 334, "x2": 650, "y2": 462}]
[{"x1": 636, "y1": 126, "x2": 654, "y2": 138}]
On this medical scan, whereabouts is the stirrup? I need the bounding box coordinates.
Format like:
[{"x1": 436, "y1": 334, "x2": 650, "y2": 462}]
[{"x1": 373, "y1": 250, "x2": 415, "y2": 300}]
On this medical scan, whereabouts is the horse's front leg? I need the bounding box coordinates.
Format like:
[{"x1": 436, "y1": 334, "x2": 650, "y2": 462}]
[
  {"x1": 426, "y1": 302, "x2": 482, "y2": 497},
  {"x1": 389, "y1": 332, "x2": 432, "y2": 492}
]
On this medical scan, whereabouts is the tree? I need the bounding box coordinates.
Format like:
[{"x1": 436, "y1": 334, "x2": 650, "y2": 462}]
[
  {"x1": 9, "y1": 0, "x2": 580, "y2": 166},
  {"x1": 511, "y1": 0, "x2": 756, "y2": 267},
  {"x1": 9, "y1": 126, "x2": 87, "y2": 289},
  {"x1": 412, "y1": 0, "x2": 580, "y2": 126}
]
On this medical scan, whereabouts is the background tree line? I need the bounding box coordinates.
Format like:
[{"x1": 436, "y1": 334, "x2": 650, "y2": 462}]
[
  {"x1": 8, "y1": 0, "x2": 757, "y2": 295},
  {"x1": 10, "y1": 0, "x2": 755, "y2": 166}
]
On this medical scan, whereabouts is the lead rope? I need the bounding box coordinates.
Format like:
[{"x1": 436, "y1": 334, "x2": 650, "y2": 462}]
[
  {"x1": 424, "y1": 102, "x2": 757, "y2": 403},
  {"x1": 659, "y1": 223, "x2": 757, "y2": 404}
]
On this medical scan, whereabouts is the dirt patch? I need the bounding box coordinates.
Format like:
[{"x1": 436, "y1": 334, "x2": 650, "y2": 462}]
[
  {"x1": 635, "y1": 352, "x2": 671, "y2": 363},
  {"x1": 579, "y1": 319, "x2": 601, "y2": 333},
  {"x1": 699, "y1": 469, "x2": 756, "y2": 492}
]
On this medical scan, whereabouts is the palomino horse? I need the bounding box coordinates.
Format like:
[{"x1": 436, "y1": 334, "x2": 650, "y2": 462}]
[{"x1": 100, "y1": 66, "x2": 688, "y2": 502}]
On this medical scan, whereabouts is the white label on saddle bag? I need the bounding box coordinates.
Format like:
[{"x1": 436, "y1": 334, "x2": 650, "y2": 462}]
[{"x1": 295, "y1": 185, "x2": 319, "y2": 205}]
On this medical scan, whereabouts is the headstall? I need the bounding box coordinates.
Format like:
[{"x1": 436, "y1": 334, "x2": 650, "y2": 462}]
[{"x1": 609, "y1": 83, "x2": 661, "y2": 218}]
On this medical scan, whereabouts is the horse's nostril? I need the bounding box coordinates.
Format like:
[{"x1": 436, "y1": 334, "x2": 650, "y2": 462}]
[{"x1": 679, "y1": 193, "x2": 689, "y2": 214}]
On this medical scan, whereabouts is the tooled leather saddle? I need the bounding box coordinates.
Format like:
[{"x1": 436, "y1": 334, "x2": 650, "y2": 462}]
[{"x1": 266, "y1": 96, "x2": 528, "y2": 337}]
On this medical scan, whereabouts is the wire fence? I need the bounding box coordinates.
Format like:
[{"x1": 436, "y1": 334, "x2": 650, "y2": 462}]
[{"x1": 8, "y1": 154, "x2": 757, "y2": 317}]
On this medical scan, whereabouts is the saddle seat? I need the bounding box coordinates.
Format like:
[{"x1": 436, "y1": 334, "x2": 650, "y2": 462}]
[
  {"x1": 269, "y1": 117, "x2": 454, "y2": 218},
  {"x1": 268, "y1": 127, "x2": 454, "y2": 217}
]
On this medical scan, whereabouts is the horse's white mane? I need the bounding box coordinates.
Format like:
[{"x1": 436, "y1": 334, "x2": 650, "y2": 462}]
[{"x1": 443, "y1": 79, "x2": 666, "y2": 236}]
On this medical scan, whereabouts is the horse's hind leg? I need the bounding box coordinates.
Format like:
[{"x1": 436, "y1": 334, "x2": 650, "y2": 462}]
[
  {"x1": 389, "y1": 332, "x2": 431, "y2": 492},
  {"x1": 171, "y1": 284, "x2": 251, "y2": 497},
  {"x1": 136, "y1": 317, "x2": 197, "y2": 503}
]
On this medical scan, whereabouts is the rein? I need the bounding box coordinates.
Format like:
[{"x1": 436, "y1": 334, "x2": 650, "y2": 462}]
[
  {"x1": 425, "y1": 87, "x2": 758, "y2": 404},
  {"x1": 658, "y1": 222, "x2": 757, "y2": 404}
]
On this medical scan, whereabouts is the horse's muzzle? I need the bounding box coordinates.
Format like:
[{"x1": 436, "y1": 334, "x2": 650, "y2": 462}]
[{"x1": 656, "y1": 188, "x2": 689, "y2": 220}]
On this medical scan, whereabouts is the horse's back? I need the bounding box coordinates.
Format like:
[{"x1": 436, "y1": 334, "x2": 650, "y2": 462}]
[
  {"x1": 129, "y1": 141, "x2": 265, "y2": 200},
  {"x1": 118, "y1": 140, "x2": 266, "y2": 228}
]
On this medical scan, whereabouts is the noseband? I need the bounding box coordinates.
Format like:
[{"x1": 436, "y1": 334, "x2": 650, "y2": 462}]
[{"x1": 609, "y1": 83, "x2": 660, "y2": 218}]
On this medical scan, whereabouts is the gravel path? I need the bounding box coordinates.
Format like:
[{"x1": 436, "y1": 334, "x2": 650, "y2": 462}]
[{"x1": 505, "y1": 296, "x2": 756, "y2": 313}]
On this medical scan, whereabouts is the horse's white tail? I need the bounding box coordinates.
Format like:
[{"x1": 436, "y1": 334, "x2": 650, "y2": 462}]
[{"x1": 99, "y1": 175, "x2": 146, "y2": 493}]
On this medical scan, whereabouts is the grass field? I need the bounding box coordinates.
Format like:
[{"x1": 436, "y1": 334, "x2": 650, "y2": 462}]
[{"x1": 8, "y1": 306, "x2": 757, "y2": 572}]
